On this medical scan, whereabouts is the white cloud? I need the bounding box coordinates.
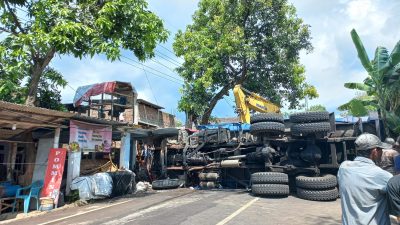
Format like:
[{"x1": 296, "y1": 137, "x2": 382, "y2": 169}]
[
  {"x1": 289, "y1": 0, "x2": 400, "y2": 114},
  {"x1": 48, "y1": 0, "x2": 400, "y2": 121}
]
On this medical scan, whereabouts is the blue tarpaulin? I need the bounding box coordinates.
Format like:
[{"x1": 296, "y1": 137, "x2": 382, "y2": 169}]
[{"x1": 197, "y1": 123, "x2": 250, "y2": 132}]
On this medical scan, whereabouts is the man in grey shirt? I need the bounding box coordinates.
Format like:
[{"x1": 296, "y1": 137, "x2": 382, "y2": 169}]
[{"x1": 338, "y1": 133, "x2": 393, "y2": 225}]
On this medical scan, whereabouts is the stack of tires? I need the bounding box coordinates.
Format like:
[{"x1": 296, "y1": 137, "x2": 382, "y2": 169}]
[
  {"x1": 251, "y1": 172, "x2": 289, "y2": 197},
  {"x1": 199, "y1": 172, "x2": 219, "y2": 189},
  {"x1": 289, "y1": 111, "x2": 331, "y2": 137},
  {"x1": 295, "y1": 175, "x2": 339, "y2": 201},
  {"x1": 250, "y1": 113, "x2": 285, "y2": 136}
]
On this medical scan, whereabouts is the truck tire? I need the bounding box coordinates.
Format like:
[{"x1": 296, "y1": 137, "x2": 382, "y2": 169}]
[
  {"x1": 289, "y1": 111, "x2": 329, "y2": 123},
  {"x1": 152, "y1": 179, "x2": 181, "y2": 190},
  {"x1": 296, "y1": 187, "x2": 338, "y2": 201},
  {"x1": 296, "y1": 175, "x2": 337, "y2": 189},
  {"x1": 251, "y1": 172, "x2": 288, "y2": 184},
  {"x1": 252, "y1": 184, "x2": 289, "y2": 196},
  {"x1": 291, "y1": 122, "x2": 331, "y2": 136},
  {"x1": 250, "y1": 113, "x2": 284, "y2": 124},
  {"x1": 250, "y1": 122, "x2": 285, "y2": 135}
]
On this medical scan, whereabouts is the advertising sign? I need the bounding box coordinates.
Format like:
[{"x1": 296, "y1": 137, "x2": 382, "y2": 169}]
[
  {"x1": 41, "y1": 148, "x2": 67, "y2": 205},
  {"x1": 69, "y1": 120, "x2": 112, "y2": 152}
]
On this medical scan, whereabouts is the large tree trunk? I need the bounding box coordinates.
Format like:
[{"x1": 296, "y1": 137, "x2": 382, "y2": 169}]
[
  {"x1": 25, "y1": 49, "x2": 56, "y2": 106},
  {"x1": 200, "y1": 84, "x2": 233, "y2": 124},
  {"x1": 200, "y1": 65, "x2": 248, "y2": 124}
]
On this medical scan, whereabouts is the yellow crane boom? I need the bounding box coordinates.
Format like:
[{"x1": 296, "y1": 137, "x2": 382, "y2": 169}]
[{"x1": 233, "y1": 84, "x2": 280, "y2": 123}]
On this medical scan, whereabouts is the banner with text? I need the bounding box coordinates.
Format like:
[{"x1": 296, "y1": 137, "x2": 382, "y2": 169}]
[
  {"x1": 69, "y1": 120, "x2": 112, "y2": 152},
  {"x1": 41, "y1": 148, "x2": 67, "y2": 205}
]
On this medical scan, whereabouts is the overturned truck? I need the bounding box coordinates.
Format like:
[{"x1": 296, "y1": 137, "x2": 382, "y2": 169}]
[{"x1": 152, "y1": 112, "x2": 382, "y2": 201}]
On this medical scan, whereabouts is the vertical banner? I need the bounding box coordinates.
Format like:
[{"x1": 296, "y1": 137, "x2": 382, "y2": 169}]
[
  {"x1": 41, "y1": 148, "x2": 67, "y2": 205},
  {"x1": 69, "y1": 120, "x2": 112, "y2": 152}
]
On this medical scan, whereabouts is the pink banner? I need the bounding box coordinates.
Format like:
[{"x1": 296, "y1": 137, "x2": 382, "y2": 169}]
[
  {"x1": 69, "y1": 120, "x2": 112, "y2": 152},
  {"x1": 41, "y1": 148, "x2": 67, "y2": 205}
]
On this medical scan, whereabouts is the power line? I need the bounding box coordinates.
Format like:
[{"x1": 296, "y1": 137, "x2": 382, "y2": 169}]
[
  {"x1": 120, "y1": 55, "x2": 184, "y2": 83},
  {"x1": 141, "y1": 64, "x2": 159, "y2": 105},
  {"x1": 150, "y1": 58, "x2": 176, "y2": 73},
  {"x1": 155, "y1": 49, "x2": 182, "y2": 67},
  {"x1": 120, "y1": 59, "x2": 183, "y2": 85},
  {"x1": 159, "y1": 44, "x2": 177, "y2": 57}
]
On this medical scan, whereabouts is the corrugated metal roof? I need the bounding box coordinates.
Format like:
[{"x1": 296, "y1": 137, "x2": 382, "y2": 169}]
[{"x1": 0, "y1": 100, "x2": 74, "y2": 118}]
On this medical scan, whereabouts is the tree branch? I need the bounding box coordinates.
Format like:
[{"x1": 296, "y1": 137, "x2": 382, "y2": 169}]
[
  {"x1": 4, "y1": 0, "x2": 26, "y2": 34},
  {"x1": 0, "y1": 26, "x2": 15, "y2": 34}
]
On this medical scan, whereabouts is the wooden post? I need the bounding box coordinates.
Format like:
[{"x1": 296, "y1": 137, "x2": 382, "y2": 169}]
[
  {"x1": 53, "y1": 127, "x2": 61, "y2": 149},
  {"x1": 111, "y1": 95, "x2": 114, "y2": 121},
  {"x1": 131, "y1": 139, "x2": 137, "y2": 170},
  {"x1": 7, "y1": 143, "x2": 17, "y2": 181},
  {"x1": 100, "y1": 93, "x2": 104, "y2": 119},
  {"x1": 160, "y1": 139, "x2": 167, "y2": 176},
  {"x1": 375, "y1": 119, "x2": 382, "y2": 140},
  {"x1": 133, "y1": 92, "x2": 139, "y2": 125}
]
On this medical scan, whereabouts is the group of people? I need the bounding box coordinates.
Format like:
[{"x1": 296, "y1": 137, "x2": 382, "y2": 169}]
[{"x1": 338, "y1": 133, "x2": 400, "y2": 225}]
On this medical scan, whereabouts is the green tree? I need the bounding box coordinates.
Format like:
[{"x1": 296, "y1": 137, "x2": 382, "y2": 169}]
[
  {"x1": 0, "y1": 0, "x2": 168, "y2": 106},
  {"x1": 173, "y1": 0, "x2": 317, "y2": 124},
  {"x1": 308, "y1": 104, "x2": 326, "y2": 112},
  {"x1": 340, "y1": 29, "x2": 400, "y2": 136}
]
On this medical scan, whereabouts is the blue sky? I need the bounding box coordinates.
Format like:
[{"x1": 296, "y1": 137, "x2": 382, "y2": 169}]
[{"x1": 53, "y1": 0, "x2": 400, "y2": 123}]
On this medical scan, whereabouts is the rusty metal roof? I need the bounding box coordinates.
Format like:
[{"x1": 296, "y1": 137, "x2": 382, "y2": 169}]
[{"x1": 0, "y1": 101, "x2": 74, "y2": 139}]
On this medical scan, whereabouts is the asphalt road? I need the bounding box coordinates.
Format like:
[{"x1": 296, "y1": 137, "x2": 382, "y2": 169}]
[{"x1": 1, "y1": 189, "x2": 342, "y2": 225}]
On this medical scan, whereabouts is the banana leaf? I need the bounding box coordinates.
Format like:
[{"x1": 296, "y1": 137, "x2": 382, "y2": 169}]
[
  {"x1": 374, "y1": 46, "x2": 389, "y2": 76},
  {"x1": 344, "y1": 82, "x2": 371, "y2": 91},
  {"x1": 386, "y1": 111, "x2": 400, "y2": 135},
  {"x1": 351, "y1": 29, "x2": 374, "y2": 74}
]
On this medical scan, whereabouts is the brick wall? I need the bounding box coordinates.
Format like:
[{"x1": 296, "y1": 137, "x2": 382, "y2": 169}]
[{"x1": 86, "y1": 103, "x2": 176, "y2": 128}]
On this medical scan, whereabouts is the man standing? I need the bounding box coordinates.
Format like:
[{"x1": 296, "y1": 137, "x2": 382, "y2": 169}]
[
  {"x1": 338, "y1": 133, "x2": 393, "y2": 225},
  {"x1": 376, "y1": 138, "x2": 399, "y2": 175}
]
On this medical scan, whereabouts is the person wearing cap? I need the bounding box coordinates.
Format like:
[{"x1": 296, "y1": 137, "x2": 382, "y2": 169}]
[
  {"x1": 387, "y1": 136, "x2": 400, "y2": 223},
  {"x1": 338, "y1": 133, "x2": 393, "y2": 225},
  {"x1": 376, "y1": 137, "x2": 399, "y2": 175}
]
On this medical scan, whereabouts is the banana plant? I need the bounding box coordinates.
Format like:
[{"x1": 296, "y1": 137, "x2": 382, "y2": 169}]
[{"x1": 340, "y1": 29, "x2": 400, "y2": 136}]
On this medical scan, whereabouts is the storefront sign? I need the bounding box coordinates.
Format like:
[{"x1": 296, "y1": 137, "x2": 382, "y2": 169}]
[
  {"x1": 69, "y1": 120, "x2": 112, "y2": 152},
  {"x1": 41, "y1": 148, "x2": 67, "y2": 205}
]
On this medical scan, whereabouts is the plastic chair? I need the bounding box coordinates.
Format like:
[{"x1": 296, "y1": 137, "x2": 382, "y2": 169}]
[{"x1": 12, "y1": 180, "x2": 43, "y2": 214}]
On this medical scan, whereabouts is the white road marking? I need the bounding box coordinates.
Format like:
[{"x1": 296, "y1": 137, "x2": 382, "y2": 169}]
[
  {"x1": 215, "y1": 197, "x2": 259, "y2": 225},
  {"x1": 103, "y1": 193, "x2": 215, "y2": 225},
  {"x1": 37, "y1": 199, "x2": 134, "y2": 225}
]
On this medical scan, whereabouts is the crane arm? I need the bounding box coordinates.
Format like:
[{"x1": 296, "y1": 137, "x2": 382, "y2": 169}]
[{"x1": 233, "y1": 85, "x2": 280, "y2": 123}]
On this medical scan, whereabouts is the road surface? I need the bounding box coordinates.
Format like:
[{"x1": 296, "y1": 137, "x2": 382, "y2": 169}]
[{"x1": 1, "y1": 189, "x2": 342, "y2": 225}]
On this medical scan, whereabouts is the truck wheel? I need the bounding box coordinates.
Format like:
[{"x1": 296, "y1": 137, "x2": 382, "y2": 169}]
[
  {"x1": 251, "y1": 172, "x2": 288, "y2": 184},
  {"x1": 250, "y1": 113, "x2": 284, "y2": 124},
  {"x1": 252, "y1": 184, "x2": 289, "y2": 196},
  {"x1": 250, "y1": 122, "x2": 285, "y2": 135},
  {"x1": 291, "y1": 122, "x2": 330, "y2": 136},
  {"x1": 296, "y1": 187, "x2": 338, "y2": 201},
  {"x1": 296, "y1": 175, "x2": 337, "y2": 189},
  {"x1": 152, "y1": 179, "x2": 182, "y2": 190},
  {"x1": 289, "y1": 111, "x2": 329, "y2": 123}
]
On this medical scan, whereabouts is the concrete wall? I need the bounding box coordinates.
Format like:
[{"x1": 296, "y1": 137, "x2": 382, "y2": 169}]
[{"x1": 32, "y1": 138, "x2": 53, "y2": 182}]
